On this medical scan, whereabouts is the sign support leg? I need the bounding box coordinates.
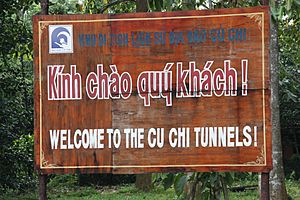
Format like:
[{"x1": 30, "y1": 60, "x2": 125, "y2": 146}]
[
  {"x1": 260, "y1": 172, "x2": 269, "y2": 200},
  {"x1": 39, "y1": 0, "x2": 48, "y2": 197},
  {"x1": 39, "y1": 173, "x2": 47, "y2": 200}
]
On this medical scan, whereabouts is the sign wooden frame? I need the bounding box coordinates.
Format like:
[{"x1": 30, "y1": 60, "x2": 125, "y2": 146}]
[{"x1": 34, "y1": 6, "x2": 271, "y2": 174}]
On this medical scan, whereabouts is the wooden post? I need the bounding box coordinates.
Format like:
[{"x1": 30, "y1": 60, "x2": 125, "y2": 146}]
[
  {"x1": 39, "y1": 1, "x2": 48, "y2": 200},
  {"x1": 39, "y1": 174, "x2": 48, "y2": 200},
  {"x1": 40, "y1": 0, "x2": 49, "y2": 15},
  {"x1": 134, "y1": 0, "x2": 152, "y2": 192},
  {"x1": 260, "y1": 173, "x2": 270, "y2": 200},
  {"x1": 136, "y1": 0, "x2": 148, "y2": 12},
  {"x1": 259, "y1": 1, "x2": 271, "y2": 199}
]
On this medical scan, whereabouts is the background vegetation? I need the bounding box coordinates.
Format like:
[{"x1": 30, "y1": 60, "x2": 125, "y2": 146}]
[{"x1": 0, "y1": 0, "x2": 299, "y2": 199}]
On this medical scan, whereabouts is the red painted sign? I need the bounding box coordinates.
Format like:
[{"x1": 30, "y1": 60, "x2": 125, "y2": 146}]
[{"x1": 33, "y1": 6, "x2": 271, "y2": 174}]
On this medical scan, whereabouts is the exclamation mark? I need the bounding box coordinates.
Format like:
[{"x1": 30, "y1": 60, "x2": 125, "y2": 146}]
[
  {"x1": 241, "y1": 59, "x2": 248, "y2": 96},
  {"x1": 254, "y1": 126, "x2": 257, "y2": 147}
]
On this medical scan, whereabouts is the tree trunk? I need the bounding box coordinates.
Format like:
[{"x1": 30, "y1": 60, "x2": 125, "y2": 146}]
[
  {"x1": 39, "y1": 174, "x2": 47, "y2": 200},
  {"x1": 40, "y1": 0, "x2": 49, "y2": 15},
  {"x1": 269, "y1": 18, "x2": 288, "y2": 200},
  {"x1": 134, "y1": 0, "x2": 152, "y2": 192},
  {"x1": 39, "y1": 1, "x2": 49, "y2": 199},
  {"x1": 258, "y1": 1, "x2": 288, "y2": 199},
  {"x1": 260, "y1": 173, "x2": 270, "y2": 200},
  {"x1": 135, "y1": 174, "x2": 153, "y2": 191},
  {"x1": 136, "y1": 0, "x2": 148, "y2": 12}
]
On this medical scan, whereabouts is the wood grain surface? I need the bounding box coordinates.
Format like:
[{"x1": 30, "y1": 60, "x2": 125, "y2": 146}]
[{"x1": 33, "y1": 6, "x2": 271, "y2": 174}]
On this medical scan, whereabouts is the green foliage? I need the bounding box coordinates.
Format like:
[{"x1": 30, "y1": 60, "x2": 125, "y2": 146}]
[
  {"x1": 286, "y1": 178, "x2": 300, "y2": 199},
  {"x1": 49, "y1": 0, "x2": 135, "y2": 15},
  {"x1": 3, "y1": 180, "x2": 299, "y2": 200},
  {"x1": 0, "y1": 56, "x2": 35, "y2": 191},
  {"x1": 285, "y1": 155, "x2": 300, "y2": 180},
  {"x1": 163, "y1": 173, "x2": 175, "y2": 190},
  {"x1": 1, "y1": 177, "x2": 300, "y2": 199},
  {"x1": 0, "y1": 0, "x2": 37, "y2": 192},
  {"x1": 1, "y1": 184, "x2": 176, "y2": 200},
  {"x1": 82, "y1": 0, "x2": 135, "y2": 14},
  {"x1": 0, "y1": 134, "x2": 35, "y2": 191},
  {"x1": 82, "y1": 0, "x2": 105, "y2": 13},
  {"x1": 278, "y1": 15, "x2": 300, "y2": 129},
  {"x1": 0, "y1": 0, "x2": 38, "y2": 57},
  {"x1": 153, "y1": 172, "x2": 234, "y2": 199},
  {"x1": 48, "y1": 174, "x2": 79, "y2": 189},
  {"x1": 271, "y1": 0, "x2": 300, "y2": 21},
  {"x1": 279, "y1": 6, "x2": 299, "y2": 177},
  {"x1": 173, "y1": 173, "x2": 187, "y2": 196},
  {"x1": 147, "y1": 0, "x2": 206, "y2": 11},
  {"x1": 109, "y1": 1, "x2": 136, "y2": 13},
  {"x1": 49, "y1": 0, "x2": 82, "y2": 14}
]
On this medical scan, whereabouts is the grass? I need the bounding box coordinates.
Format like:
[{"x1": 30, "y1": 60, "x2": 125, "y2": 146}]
[
  {"x1": 1, "y1": 179, "x2": 299, "y2": 200},
  {"x1": 0, "y1": 185, "x2": 175, "y2": 200},
  {"x1": 229, "y1": 190, "x2": 259, "y2": 200},
  {"x1": 286, "y1": 179, "x2": 300, "y2": 200}
]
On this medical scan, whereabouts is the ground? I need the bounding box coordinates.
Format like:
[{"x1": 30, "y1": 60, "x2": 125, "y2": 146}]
[{"x1": 1, "y1": 179, "x2": 299, "y2": 200}]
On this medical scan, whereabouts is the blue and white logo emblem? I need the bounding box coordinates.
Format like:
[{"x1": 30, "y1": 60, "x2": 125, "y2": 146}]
[{"x1": 49, "y1": 25, "x2": 73, "y2": 54}]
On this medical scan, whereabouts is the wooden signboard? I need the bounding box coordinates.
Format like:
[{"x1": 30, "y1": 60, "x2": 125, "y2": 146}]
[{"x1": 33, "y1": 6, "x2": 271, "y2": 174}]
